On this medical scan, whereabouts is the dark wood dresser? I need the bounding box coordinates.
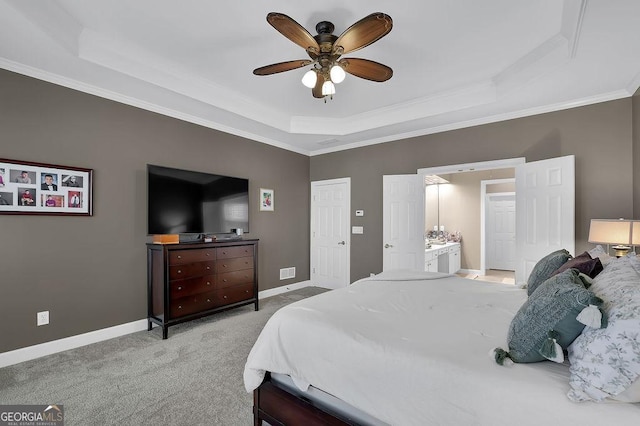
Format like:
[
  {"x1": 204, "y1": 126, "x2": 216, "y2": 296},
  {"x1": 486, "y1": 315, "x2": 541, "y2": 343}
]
[{"x1": 146, "y1": 239, "x2": 258, "y2": 339}]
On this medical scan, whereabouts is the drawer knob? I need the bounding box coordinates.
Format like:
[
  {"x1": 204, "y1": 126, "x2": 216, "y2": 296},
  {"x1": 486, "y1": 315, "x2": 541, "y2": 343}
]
[
  {"x1": 178, "y1": 305, "x2": 182, "y2": 309},
  {"x1": 222, "y1": 251, "x2": 227, "y2": 255},
  {"x1": 177, "y1": 270, "x2": 182, "y2": 274},
  {"x1": 223, "y1": 279, "x2": 227, "y2": 282},
  {"x1": 223, "y1": 295, "x2": 227, "y2": 299},
  {"x1": 177, "y1": 286, "x2": 182, "y2": 290},
  {"x1": 206, "y1": 253, "x2": 210, "y2": 256},
  {"x1": 223, "y1": 264, "x2": 227, "y2": 268},
  {"x1": 206, "y1": 266, "x2": 210, "y2": 270},
  {"x1": 206, "y1": 281, "x2": 211, "y2": 286},
  {"x1": 206, "y1": 298, "x2": 211, "y2": 303},
  {"x1": 177, "y1": 255, "x2": 182, "y2": 259}
]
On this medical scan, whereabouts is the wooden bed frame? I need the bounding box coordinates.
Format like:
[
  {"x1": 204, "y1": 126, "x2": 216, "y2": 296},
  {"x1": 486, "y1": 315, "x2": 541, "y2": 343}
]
[{"x1": 253, "y1": 373, "x2": 363, "y2": 426}]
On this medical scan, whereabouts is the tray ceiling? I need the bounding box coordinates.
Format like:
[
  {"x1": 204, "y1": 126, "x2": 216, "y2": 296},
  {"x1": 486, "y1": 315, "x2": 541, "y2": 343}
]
[{"x1": 1, "y1": 0, "x2": 639, "y2": 155}]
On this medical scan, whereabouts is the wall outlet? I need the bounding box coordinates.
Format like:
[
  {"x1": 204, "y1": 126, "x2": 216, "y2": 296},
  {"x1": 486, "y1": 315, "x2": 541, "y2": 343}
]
[{"x1": 37, "y1": 311, "x2": 49, "y2": 326}]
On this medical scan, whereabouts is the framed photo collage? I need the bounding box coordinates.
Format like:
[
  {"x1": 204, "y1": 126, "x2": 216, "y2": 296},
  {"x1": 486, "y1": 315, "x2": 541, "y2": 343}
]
[{"x1": 0, "y1": 158, "x2": 93, "y2": 216}]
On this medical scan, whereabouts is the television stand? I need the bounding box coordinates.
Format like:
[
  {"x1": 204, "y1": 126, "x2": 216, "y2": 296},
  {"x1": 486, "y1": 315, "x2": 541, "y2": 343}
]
[{"x1": 146, "y1": 239, "x2": 259, "y2": 339}]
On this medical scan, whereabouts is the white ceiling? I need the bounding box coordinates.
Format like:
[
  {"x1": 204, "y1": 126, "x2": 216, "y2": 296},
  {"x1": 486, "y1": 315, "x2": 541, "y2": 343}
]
[{"x1": 1, "y1": 0, "x2": 639, "y2": 156}]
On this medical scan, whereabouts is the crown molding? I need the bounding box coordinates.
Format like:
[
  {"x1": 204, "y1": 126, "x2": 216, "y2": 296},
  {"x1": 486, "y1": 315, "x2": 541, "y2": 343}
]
[{"x1": 309, "y1": 89, "x2": 631, "y2": 156}]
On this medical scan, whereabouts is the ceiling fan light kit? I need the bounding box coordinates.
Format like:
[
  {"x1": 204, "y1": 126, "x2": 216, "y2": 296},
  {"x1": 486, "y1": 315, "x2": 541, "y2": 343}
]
[{"x1": 254, "y1": 12, "x2": 393, "y2": 101}]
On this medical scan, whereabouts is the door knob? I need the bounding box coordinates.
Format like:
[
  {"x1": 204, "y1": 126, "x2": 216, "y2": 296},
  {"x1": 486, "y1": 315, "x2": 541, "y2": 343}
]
[
  {"x1": 338, "y1": 241, "x2": 346, "y2": 245},
  {"x1": 384, "y1": 244, "x2": 393, "y2": 248}
]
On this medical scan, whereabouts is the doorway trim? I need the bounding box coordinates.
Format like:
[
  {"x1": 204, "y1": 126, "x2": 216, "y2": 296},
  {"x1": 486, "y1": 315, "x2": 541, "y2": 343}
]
[
  {"x1": 481, "y1": 178, "x2": 516, "y2": 275},
  {"x1": 417, "y1": 157, "x2": 525, "y2": 176}
]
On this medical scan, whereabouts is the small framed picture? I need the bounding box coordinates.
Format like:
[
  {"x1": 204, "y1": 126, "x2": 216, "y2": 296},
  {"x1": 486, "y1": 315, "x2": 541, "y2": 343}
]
[
  {"x1": 0, "y1": 158, "x2": 93, "y2": 216},
  {"x1": 259, "y1": 188, "x2": 274, "y2": 212}
]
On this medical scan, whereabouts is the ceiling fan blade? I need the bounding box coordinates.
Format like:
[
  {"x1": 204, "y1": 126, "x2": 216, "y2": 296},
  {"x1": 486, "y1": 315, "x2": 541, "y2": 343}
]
[
  {"x1": 267, "y1": 12, "x2": 320, "y2": 54},
  {"x1": 312, "y1": 73, "x2": 325, "y2": 98},
  {"x1": 332, "y1": 13, "x2": 392, "y2": 55},
  {"x1": 253, "y1": 60, "x2": 313, "y2": 76},
  {"x1": 339, "y1": 58, "x2": 393, "y2": 82}
]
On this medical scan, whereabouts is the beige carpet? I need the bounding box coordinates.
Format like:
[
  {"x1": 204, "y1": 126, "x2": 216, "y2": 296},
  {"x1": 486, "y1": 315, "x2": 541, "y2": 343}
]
[{"x1": 0, "y1": 286, "x2": 328, "y2": 426}]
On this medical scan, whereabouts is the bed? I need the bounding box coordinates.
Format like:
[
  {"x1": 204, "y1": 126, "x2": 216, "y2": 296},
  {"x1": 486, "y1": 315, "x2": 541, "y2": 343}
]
[{"x1": 244, "y1": 259, "x2": 640, "y2": 425}]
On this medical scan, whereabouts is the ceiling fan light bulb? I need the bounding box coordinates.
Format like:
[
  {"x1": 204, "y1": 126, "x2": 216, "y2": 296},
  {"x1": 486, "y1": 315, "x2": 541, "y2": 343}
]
[
  {"x1": 322, "y1": 80, "x2": 336, "y2": 96},
  {"x1": 330, "y1": 65, "x2": 346, "y2": 84},
  {"x1": 301, "y1": 70, "x2": 317, "y2": 88}
]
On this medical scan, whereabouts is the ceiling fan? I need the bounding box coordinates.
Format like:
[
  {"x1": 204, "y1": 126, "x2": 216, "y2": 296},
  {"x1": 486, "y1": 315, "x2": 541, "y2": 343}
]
[{"x1": 253, "y1": 12, "x2": 393, "y2": 100}]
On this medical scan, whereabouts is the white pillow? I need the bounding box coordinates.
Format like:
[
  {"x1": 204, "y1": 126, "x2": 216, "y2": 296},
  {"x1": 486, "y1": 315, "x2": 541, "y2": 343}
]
[
  {"x1": 567, "y1": 256, "x2": 640, "y2": 402},
  {"x1": 587, "y1": 244, "x2": 613, "y2": 266},
  {"x1": 627, "y1": 252, "x2": 640, "y2": 275}
]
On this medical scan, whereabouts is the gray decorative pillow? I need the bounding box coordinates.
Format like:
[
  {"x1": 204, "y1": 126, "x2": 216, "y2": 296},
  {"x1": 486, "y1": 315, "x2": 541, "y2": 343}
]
[
  {"x1": 527, "y1": 249, "x2": 572, "y2": 296},
  {"x1": 493, "y1": 269, "x2": 605, "y2": 365}
]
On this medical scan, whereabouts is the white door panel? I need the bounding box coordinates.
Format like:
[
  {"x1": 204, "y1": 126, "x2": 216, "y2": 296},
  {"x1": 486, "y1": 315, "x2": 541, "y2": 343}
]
[
  {"x1": 311, "y1": 179, "x2": 350, "y2": 289},
  {"x1": 487, "y1": 194, "x2": 516, "y2": 271},
  {"x1": 383, "y1": 175, "x2": 425, "y2": 271},
  {"x1": 515, "y1": 156, "x2": 575, "y2": 286}
]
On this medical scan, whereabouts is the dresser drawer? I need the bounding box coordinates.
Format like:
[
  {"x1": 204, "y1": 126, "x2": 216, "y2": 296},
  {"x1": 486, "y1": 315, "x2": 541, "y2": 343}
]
[
  {"x1": 218, "y1": 269, "x2": 254, "y2": 288},
  {"x1": 169, "y1": 261, "x2": 216, "y2": 280},
  {"x1": 170, "y1": 294, "x2": 204, "y2": 318},
  {"x1": 212, "y1": 282, "x2": 254, "y2": 307},
  {"x1": 169, "y1": 248, "x2": 216, "y2": 265},
  {"x1": 217, "y1": 245, "x2": 254, "y2": 259},
  {"x1": 218, "y1": 256, "x2": 253, "y2": 272},
  {"x1": 170, "y1": 275, "x2": 216, "y2": 299}
]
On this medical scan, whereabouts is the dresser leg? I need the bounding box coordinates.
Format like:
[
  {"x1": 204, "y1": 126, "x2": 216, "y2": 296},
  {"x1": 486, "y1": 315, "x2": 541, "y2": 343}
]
[
  {"x1": 254, "y1": 300, "x2": 259, "y2": 311},
  {"x1": 147, "y1": 320, "x2": 152, "y2": 331},
  {"x1": 162, "y1": 326, "x2": 168, "y2": 340}
]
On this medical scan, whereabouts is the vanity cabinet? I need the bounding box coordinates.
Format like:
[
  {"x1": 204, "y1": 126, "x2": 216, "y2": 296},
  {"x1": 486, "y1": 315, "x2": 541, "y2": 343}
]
[
  {"x1": 425, "y1": 250, "x2": 439, "y2": 272},
  {"x1": 448, "y1": 244, "x2": 461, "y2": 274},
  {"x1": 147, "y1": 239, "x2": 258, "y2": 339},
  {"x1": 425, "y1": 243, "x2": 461, "y2": 274}
]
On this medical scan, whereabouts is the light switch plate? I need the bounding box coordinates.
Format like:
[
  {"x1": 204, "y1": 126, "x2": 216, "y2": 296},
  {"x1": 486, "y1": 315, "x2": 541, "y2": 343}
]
[{"x1": 352, "y1": 226, "x2": 364, "y2": 234}]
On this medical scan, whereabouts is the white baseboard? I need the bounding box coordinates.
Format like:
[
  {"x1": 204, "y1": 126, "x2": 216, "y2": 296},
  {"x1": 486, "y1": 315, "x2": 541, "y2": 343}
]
[
  {"x1": 1, "y1": 281, "x2": 315, "y2": 369},
  {"x1": 258, "y1": 280, "x2": 313, "y2": 299},
  {"x1": 0, "y1": 320, "x2": 149, "y2": 369}
]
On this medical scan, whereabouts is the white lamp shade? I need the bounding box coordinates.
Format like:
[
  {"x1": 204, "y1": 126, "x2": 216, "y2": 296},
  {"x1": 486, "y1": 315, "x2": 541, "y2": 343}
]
[
  {"x1": 322, "y1": 80, "x2": 336, "y2": 96},
  {"x1": 633, "y1": 221, "x2": 640, "y2": 245},
  {"x1": 330, "y1": 65, "x2": 346, "y2": 83},
  {"x1": 301, "y1": 70, "x2": 317, "y2": 88},
  {"x1": 588, "y1": 219, "x2": 632, "y2": 245}
]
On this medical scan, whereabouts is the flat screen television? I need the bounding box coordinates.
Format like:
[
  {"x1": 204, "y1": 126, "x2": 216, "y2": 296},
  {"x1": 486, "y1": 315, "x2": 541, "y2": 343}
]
[{"x1": 147, "y1": 164, "x2": 249, "y2": 236}]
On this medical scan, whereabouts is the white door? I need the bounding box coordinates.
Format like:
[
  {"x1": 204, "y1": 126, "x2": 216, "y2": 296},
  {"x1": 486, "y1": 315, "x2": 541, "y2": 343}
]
[
  {"x1": 383, "y1": 175, "x2": 425, "y2": 271},
  {"x1": 487, "y1": 194, "x2": 516, "y2": 271},
  {"x1": 310, "y1": 178, "x2": 350, "y2": 289},
  {"x1": 515, "y1": 155, "x2": 575, "y2": 286}
]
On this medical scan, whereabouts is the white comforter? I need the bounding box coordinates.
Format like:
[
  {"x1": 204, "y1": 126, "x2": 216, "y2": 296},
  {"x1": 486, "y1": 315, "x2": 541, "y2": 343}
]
[{"x1": 244, "y1": 271, "x2": 640, "y2": 425}]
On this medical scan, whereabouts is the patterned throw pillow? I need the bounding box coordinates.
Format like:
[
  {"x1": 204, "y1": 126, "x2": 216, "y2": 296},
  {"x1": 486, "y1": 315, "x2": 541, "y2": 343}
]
[
  {"x1": 567, "y1": 256, "x2": 640, "y2": 402},
  {"x1": 493, "y1": 269, "x2": 605, "y2": 365},
  {"x1": 527, "y1": 249, "x2": 572, "y2": 296}
]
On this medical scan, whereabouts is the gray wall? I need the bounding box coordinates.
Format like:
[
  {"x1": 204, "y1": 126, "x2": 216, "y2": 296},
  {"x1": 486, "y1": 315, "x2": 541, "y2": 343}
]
[
  {"x1": 311, "y1": 99, "x2": 635, "y2": 282},
  {"x1": 2, "y1": 67, "x2": 639, "y2": 355},
  {"x1": 0, "y1": 70, "x2": 310, "y2": 353}
]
